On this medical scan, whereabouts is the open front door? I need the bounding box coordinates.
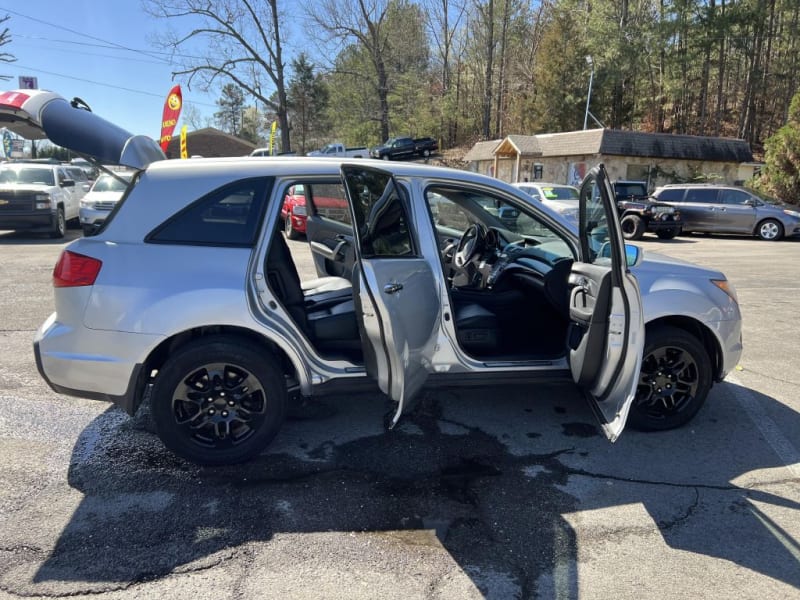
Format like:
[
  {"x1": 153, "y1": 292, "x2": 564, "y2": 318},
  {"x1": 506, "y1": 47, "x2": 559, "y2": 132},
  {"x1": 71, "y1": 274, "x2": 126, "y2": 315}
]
[
  {"x1": 341, "y1": 166, "x2": 440, "y2": 427},
  {"x1": 568, "y1": 165, "x2": 644, "y2": 441}
]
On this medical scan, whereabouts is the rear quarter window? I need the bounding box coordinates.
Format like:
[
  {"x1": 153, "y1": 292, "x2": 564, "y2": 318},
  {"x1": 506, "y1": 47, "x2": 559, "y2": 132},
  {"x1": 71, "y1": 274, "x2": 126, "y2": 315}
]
[{"x1": 147, "y1": 178, "x2": 271, "y2": 247}]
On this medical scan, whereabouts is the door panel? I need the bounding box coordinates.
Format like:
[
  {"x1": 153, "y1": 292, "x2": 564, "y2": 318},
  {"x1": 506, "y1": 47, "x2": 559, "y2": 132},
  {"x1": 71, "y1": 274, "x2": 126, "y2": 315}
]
[
  {"x1": 305, "y1": 215, "x2": 356, "y2": 279},
  {"x1": 571, "y1": 165, "x2": 644, "y2": 441},
  {"x1": 342, "y1": 165, "x2": 439, "y2": 426}
]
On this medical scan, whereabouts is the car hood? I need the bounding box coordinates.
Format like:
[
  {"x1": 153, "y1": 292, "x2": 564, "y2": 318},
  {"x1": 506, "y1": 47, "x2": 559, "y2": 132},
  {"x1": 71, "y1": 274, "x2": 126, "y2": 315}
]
[
  {"x1": 0, "y1": 90, "x2": 165, "y2": 170},
  {"x1": 633, "y1": 249, "x2": 725, "y2": 280}
]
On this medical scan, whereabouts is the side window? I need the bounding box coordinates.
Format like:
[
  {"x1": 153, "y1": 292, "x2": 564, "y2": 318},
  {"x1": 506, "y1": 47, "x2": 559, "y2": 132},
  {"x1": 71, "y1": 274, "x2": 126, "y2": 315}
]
[
  {"x1": 426, "y1": 192, "x2": 473, "y2": 233},
  {"x1": 685, "y1": 188, "x2": 719, "y2": 204},
  {"x1": 654, "y1": 188, "x2": 685, "y2": 202},
  {"x1": 342, "y1": 169, "x2": 415, "y2": 258},
  {"x1": 719, "y1": 189, "x2": 750, "y2": 205},
  {"x1": 149, "y1": 178, "x2": 270, "y2": 247},
  {"x1": 308, "y1": 182, "x2": 351, "y2": 225}
]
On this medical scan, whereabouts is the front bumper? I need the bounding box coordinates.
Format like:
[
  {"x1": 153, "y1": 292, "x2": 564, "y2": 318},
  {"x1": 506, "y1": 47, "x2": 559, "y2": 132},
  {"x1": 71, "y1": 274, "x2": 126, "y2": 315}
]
[
  {"x1": 646, "y1": 214, "x2": 682, "y2": 231},
  {"x1": 0, "y1": 211, "x2": 59, "y2": 232},
  {"x1": 79, "y1": 206, "x2": 112, "y2": 227}
]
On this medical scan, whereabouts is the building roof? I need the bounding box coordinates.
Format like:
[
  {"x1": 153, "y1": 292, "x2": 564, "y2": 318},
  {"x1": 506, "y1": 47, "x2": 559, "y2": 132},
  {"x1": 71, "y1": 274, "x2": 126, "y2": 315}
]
[
  {"x1": 462, "y1": 139, "x2": 502, "y2": 162},
  {"x1": 165, "y1": 127, "x2": 258, "y2": 159},
  {"x1": 466, "y1": 129, "x2": 754, "y2": 163}
]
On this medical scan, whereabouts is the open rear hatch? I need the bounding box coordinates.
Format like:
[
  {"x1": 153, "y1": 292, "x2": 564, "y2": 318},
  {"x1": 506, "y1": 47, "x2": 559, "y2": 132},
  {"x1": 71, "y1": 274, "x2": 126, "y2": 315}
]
[{"x1": 0, "y1": 89, "x2": 165, "y2": 170}]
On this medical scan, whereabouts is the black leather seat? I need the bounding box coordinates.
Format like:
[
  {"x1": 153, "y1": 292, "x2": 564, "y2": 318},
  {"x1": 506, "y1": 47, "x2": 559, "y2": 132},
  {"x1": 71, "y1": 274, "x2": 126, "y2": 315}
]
[
  {"x1": 266, "y1": 233, "x2": 360, "y2": 348},
  {"x1": 454, "y1": 302, "x2": 499, "y2": 354}
]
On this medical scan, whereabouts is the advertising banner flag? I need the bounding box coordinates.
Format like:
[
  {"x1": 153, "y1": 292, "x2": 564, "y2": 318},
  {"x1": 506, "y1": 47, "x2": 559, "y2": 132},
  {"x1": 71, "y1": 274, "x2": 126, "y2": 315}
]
[
  {"x1": 159, "y1": 85, "x2": 183, "y2": 152},
  {"x1": 268, "y1": 121, "x2": 277, "y2": 156},
  {"x1": 180, "y1": 125, "x2": 188, "y2": 159}
]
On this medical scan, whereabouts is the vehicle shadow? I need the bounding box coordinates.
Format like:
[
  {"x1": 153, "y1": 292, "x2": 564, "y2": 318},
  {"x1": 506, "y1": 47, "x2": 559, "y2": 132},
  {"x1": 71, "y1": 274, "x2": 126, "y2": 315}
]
[
  {"x1": 20, "y1": 381, "x2": 800, "y2": 596},
  {"x1": 0, "y1": 229, "x2": 82, "y2": 244}
]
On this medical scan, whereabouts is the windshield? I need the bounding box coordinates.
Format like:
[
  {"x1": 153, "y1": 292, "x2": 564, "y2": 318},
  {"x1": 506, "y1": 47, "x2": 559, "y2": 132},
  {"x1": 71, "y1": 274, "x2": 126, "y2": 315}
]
[
  {"x1": 0, "y1": 166, "x2": 55, "y2": 186},
  {"x1": 91, "y1": 174, "x2": 131, "y2": 192},
  {"x1": 540, "y1": 186, "x2": 579, "y2": 201}
]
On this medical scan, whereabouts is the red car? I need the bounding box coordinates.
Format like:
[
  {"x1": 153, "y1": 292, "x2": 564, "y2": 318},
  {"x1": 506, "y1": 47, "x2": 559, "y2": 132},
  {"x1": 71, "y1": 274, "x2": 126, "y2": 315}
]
[{"x1": 281, "y1": 184, "x2": 307, "y2": 239}]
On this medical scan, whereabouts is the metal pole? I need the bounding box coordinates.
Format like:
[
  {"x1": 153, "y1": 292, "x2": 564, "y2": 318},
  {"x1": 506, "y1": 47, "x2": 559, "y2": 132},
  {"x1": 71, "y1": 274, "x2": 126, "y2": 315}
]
[{"x1": 584, "y1": 62, "x2": 594, "y2": 130}]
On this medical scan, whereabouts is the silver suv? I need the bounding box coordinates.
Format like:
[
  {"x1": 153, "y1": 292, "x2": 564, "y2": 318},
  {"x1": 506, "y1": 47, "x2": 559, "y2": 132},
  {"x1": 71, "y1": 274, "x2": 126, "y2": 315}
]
[
  {"x1": 652, "y1": 183, "x2": 800, "y2": 240},
  {"x1": 3, "y1": 90, "x2": 742, "y2": 465}
]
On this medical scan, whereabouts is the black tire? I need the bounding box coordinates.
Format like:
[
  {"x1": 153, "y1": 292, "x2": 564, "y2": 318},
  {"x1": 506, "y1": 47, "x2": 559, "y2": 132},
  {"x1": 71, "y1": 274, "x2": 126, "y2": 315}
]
[
  {"x1": 620, "y1": 214, "x2": 645, "y2": 240},
  {"x1": 82, "y1": 225, "x2": 94, "y2": 236},
  {"x1": 48, "y1": 207, "x2": 66, "y2": 239},
  {"x1": 150, "y1": 336, "x2": 287, "y2": 465},
  {"x1": 628, "y1": 325, "x2": 712, "y2": 431},
  {"x1": 422, "y1": 148, "x2": 431, "y2": 157},
  {"x1": 284, "y1": 214, "x2": 300, "y2": 240},
  {"x1": 755, "y1": 218, "x2": 783, "y2": 241},
  {"x1": 382, "y1": 154, "x2": 390, "y2": 161},
  {"x1": 656, "y1": 227, "x2": 679, "y2": 240}
]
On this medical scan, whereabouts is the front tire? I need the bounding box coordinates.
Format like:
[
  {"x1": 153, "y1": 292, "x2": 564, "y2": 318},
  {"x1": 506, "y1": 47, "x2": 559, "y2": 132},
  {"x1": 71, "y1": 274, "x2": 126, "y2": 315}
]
[
  {"x1": 629, "y1": 326, "x2": 712, "y2": 431},
  {"x1": 49, "y1": 207, "x2": 66, "y2": 239},
  {"x1": 422, "y1": 148, "x2": 431, "y2": 157},
  {"x1": 756, "y1": 218, "x2": 783, "y2": 241},
  {"x1": 620, "y1": 214, "x2": 645, "y2": 240},
  {"x1": 151, "y1": 336, "x2": 287, "y2": 465},
  {"x1": 382, "y1": 154, "x2": 390, "y2": 161},
  {"x1": 656, "y1": 227, "x2": 679, "y2": 240}
]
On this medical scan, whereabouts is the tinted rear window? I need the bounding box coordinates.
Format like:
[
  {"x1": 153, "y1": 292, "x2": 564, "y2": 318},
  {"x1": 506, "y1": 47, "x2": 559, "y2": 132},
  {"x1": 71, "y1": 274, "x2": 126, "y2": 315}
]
[
  {"x1": 654, "y1": 188, "x2": 686, "y2": 202},
  {"x1": 148, "y1": 178, "x2": 271, "y2": 247},
  {"x1": 684, "y1": 188, "x2": 719, "y2": 203}
]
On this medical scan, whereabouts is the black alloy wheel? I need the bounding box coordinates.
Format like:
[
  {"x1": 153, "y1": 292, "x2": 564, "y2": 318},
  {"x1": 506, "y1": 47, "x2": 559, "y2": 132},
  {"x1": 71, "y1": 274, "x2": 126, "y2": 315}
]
[
  {"x1": 151, "y1": 337, "x2": 286, "y2": 465},
  {"x1": 656, "y1": 227, "x2": 679, "y2": 240},
  {"x1": 628, "y1": 326, "x2": 712, "y2": 431}
]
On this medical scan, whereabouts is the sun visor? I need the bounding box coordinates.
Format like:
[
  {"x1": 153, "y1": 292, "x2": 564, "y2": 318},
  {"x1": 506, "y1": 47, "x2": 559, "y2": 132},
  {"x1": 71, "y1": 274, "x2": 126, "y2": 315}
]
[{"x1": 40, "y1": 97, "x2": 166, "y2": 170}]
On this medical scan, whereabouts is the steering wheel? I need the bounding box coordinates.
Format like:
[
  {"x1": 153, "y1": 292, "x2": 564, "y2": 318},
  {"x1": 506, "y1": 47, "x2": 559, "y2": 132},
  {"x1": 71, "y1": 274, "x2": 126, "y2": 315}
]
[{"x1": 454, "y1": 223, "x2": 487, "y2": 267}]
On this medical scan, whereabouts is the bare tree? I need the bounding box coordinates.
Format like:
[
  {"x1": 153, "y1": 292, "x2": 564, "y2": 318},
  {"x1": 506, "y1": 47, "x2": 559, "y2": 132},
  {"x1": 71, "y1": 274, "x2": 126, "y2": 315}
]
[
  {"x1": 144, "y1": 0, "x2": 291, "y2": 151},
  {"x1": 309, "y1": 0, "x2": 393, "y2": 141},
  {"x1": 0, "y1": 15, "x2": 16, "y2": 81}
]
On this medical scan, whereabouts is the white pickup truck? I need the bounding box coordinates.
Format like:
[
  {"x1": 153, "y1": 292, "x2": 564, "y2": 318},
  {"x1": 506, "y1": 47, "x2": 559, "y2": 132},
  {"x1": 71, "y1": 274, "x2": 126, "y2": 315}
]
[{"x1": 306, "y1": 142, "x2": 368, "y2": 158}]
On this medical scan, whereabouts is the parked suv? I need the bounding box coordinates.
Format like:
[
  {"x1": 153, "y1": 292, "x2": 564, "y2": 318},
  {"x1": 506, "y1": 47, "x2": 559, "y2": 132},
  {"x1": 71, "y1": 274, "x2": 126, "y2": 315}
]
[
  {"x1": 0, "y1": 161, "x2": 80, "y2": 237},
  {"x1": 652, "y1": 183, "x2": 800, "y2": 240},
  {"x1": 613, "y1": 180, "x2": 682, "y2": 240},
  {"x1": 3, "y1": 90, "x2": 742, "y2": 466}
]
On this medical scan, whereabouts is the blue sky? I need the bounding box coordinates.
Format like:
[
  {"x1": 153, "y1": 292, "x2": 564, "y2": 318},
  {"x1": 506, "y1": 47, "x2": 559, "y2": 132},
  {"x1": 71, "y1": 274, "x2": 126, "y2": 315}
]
[{"x1": 1, "y1": 1, "x2": 314, "y2": 141}]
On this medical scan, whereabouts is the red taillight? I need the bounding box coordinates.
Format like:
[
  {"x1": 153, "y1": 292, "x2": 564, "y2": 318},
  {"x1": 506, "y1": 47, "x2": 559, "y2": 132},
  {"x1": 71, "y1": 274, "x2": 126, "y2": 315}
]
[{"x1": 53, "y1": 250, "x2": 102, "y2": 288}]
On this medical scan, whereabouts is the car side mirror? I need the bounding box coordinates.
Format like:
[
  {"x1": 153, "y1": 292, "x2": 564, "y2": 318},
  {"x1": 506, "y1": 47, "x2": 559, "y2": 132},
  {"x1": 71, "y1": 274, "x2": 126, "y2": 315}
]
[{"x1": 599, "y1": 242, "x2": 641, "y2": 267}]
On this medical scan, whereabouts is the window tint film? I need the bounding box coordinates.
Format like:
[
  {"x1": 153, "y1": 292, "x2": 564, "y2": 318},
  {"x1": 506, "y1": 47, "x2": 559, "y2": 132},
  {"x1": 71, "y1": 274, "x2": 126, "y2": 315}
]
[
  {"x1": 654, "y1": 188, "x2": 685, "y2": 202},
  {"x1": 342, "y1": 168, "x2": 415, "y2": 258},
  {"x1": 149, "y1": 178, "x2": 270, "y2": 246},
  {"x1": 685, "y1": 188, "x2": 719, "y2": 203},
  {"x1": 308, "y1": 182, "x2": 351, "y2": 225},
  {"x1": 719, "y1": 189, "x2": 751, "y2": 205}
]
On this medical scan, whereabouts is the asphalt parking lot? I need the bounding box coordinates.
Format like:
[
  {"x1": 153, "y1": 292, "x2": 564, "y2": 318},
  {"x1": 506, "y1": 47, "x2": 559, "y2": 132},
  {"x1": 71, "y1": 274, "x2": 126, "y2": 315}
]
[{"x1": 0, "y1": 228, "x2": 798, "y2": 599}]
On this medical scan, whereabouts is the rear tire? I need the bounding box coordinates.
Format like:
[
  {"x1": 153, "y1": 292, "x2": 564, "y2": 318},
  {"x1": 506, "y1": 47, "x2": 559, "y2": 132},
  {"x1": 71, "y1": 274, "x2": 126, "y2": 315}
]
[
  {"x1": 628, "y1": 326, "x2": 712, "y2": 431},
  {"x1": 48, "y1": 207, "x2": 66, "y2": 239},
  {"x1": 284, "y1": 214, "x2": 300, "y2": 240},
  {"x1": 620, "y1": 214, "x2": 645, "y2": 240},
  {"x1": 756, "y1": 218, "x2": 783, "y2": 241},
  {"x1": 151, "y1": 336, "x2": 287, "y2": 465}
]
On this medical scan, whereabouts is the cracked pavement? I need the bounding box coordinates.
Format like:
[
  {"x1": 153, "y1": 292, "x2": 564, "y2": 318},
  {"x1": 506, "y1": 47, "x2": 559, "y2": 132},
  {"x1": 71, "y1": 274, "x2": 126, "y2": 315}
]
[{"x1": 0, "y1": 230, "x2": 798, "y2": 599}]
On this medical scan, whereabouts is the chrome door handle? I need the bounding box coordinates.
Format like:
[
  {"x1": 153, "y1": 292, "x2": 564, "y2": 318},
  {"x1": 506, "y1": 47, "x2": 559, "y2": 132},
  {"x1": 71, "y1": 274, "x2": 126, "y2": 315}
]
[{"x1": 383, "y1": 282, "x2": 403, "y2": 294}]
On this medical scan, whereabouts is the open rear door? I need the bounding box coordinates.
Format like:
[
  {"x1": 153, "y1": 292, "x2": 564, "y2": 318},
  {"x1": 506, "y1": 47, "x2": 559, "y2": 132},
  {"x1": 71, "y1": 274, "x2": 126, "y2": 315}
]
[
  {"x1": 341, "y1": 165, "x2": 439, "y2": 427},
  {"x1": 568, "y1": 165, "x2": 644, "y2": 441}
]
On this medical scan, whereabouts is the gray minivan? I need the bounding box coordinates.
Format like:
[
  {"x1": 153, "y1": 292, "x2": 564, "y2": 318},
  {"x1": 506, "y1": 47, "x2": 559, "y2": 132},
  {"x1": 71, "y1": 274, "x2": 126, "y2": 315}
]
[{"x1": 652, "y1": 184, "x2": 800, "y2": 240}]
